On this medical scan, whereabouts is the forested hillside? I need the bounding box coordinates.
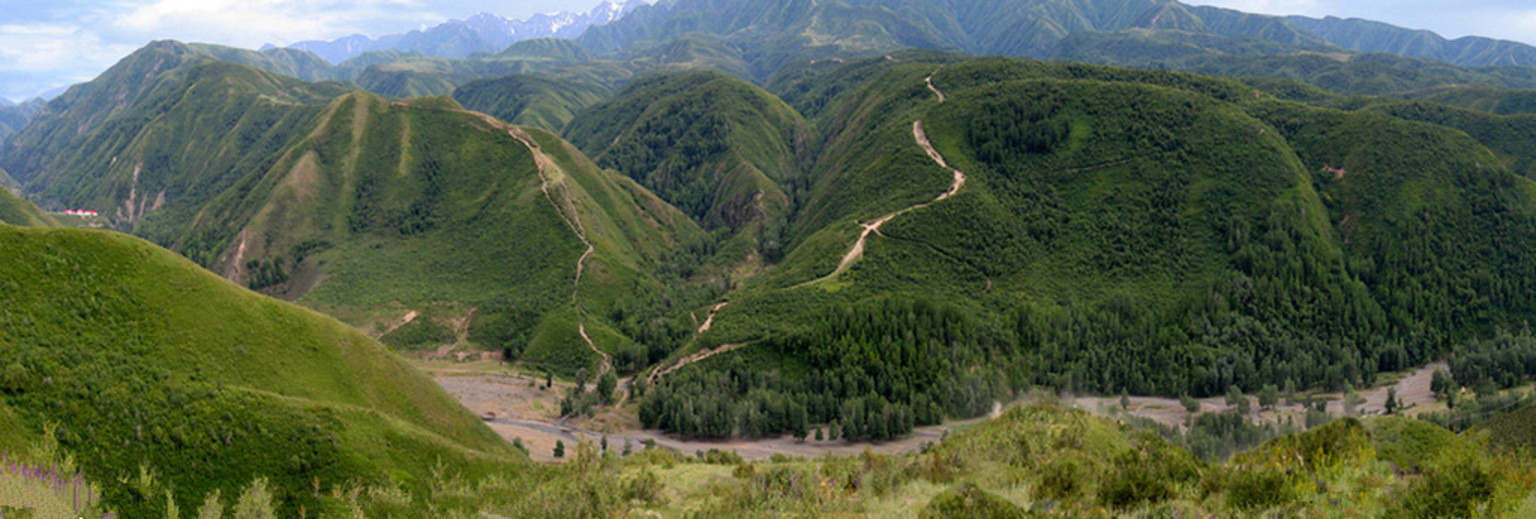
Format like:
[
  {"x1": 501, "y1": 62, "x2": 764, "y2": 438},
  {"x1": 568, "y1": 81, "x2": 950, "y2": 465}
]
[
  {"x1": 633, "y1": 53, "x2": 1536, "y2": 440},
  {"x1": 565, "y1": 71, "x2": 810, "y2": 265}
]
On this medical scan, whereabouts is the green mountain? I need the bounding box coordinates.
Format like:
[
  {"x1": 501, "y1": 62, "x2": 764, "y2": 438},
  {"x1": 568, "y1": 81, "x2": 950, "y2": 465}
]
[
  {"x1": 1403, "y1": 86, "x2": 1536, "y2": 115},
  {"x1": 0, "y1": 223, "x2": 516, "y2": 516},
  {"x1": 453, "y1": 74, "x2": 610, "y2": 132},
  {"x1": 1289, "y1": 15, "x2": 1536, "y2": 68},
  {"x1": 634, "y1": 52, "x2": 1536, "y2": 441},
  {"x1": 178, "y1": 91, "x2": 703, "y2": 375},
  {"x1": 497, "y1": 37, "x2": 598, "y2": 62},
  {"x1": 0, "y1": 98, "x2": 43, "y2": 143},
  {"x1": 575, "y1": 0, "x2": 1326, "y2": 61},
  {"x1": 1360, "y1": 101, "x2": 1536, "y2": 180},
  {"x1": 1, "y1": 52, "x2": 351, "y2": 247},
  {"x1": 564, "y1": 71, "x2": 810, "y2": 266},
  {"x1": 0, "y1": 186, "x2": 54, "y2": 227},
  {"x1": 3, "y1": 44, "x2": 708, "y2": 377}
]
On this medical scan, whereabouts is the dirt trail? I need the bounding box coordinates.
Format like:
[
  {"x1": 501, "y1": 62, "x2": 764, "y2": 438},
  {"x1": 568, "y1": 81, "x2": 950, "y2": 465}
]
[
  {"x1": 801, "y1": 73, "x2": 965, "y2": 286},
  {"x1": 373, "y1": 310, "x2": 419, "y2": 339},
  {"x1": 647, "y1": 343, "x2": 746, "y2": 386},
  {"x1": 696, "y1": 302, "x2": 729, "y2": 334},
  {"x1": 508, "y1": 128, "x2": 611, "y2": 378},
  {"x1": 925, "y1": 70, "x2": 946, "y2": 103}
]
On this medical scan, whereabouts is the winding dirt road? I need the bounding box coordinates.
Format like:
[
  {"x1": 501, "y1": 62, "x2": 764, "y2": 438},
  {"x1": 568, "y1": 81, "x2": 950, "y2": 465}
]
[
  {"x1": 652, "y1": 73, "x2": 966, "y2": 381},
  {"x1": 508, "y1": 128, "x2": 611, "y2": 379},
  {"x1": 802, "y1": 71, "x2": 965, "y2": 285}
]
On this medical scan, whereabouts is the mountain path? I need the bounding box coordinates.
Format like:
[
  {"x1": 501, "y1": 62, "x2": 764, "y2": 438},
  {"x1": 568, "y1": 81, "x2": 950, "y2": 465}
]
[
  {"x1": 647, "y1": 343, "x2": 747, "y2": 387},
  {"x1": 925, "y1": 70, "x2": 946, "y2": 103},
  {"x1": 801, "y1": 71, "x2": 964, "y2": 286},
  {"x1": 508, "y1": 128, "x2": 611, "y2": 380},
  {"x1": 696, "y1": 301, "x2": 729, "y2": 334},
  {"x1": 653, "y1": 72, "x2": 966, "y2": 383}
]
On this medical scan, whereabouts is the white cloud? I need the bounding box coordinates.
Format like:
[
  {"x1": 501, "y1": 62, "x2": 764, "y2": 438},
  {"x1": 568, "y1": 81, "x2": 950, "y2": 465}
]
[{"x1": 0, "y1": 0, "x2": 596, "y2": 100}]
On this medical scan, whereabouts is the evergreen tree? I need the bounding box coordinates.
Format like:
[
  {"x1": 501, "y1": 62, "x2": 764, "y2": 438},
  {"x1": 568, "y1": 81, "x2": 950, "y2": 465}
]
[
  {"x1": 597, "y1": 371, "x2": 618, "y2": 404},
  {"x1": 554, "y1": 440, "x2": 566, "y2": 459},
  {"x1": 1258, "y1": 384, "x2": 1279, "y2": 410},
  {"x1": 1431, "y1": 369, "x2": 1454, "y2": 398},
  {"x1": 1119, "y1": 388, "x2": 1131, "y2": 412},
  {"x1": 1180, "y1": 394, "x2": 1200, "y2": 414},
  {"x1": 1226, "y1": 386, "x2": 1249, "y2": 415},
  {"x1": 1385, "y1": 388, "x2": 1399, "y2": 415}
]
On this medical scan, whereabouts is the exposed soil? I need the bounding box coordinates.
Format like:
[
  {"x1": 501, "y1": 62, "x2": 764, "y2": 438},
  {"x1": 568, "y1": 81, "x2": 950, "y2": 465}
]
[
  {"x1": 436, "y1": 372, "x2": 974, "y2": 463},
  {"x1": 372, "y1": 310, "x2": 419, "y2": 339},
  {"x1": 696, "y1": 301, "x2": 729, "y2": 334},
  {"x1": 1070, "y1": 362, "x2": 1449, "y2": 429},
  {"x1": 434, "y1": 361, "x2": 1452, "y2": 463}
]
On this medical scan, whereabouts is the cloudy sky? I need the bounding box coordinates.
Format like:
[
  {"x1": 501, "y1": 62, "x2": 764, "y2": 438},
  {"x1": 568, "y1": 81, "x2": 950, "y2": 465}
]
[
  {"x1": 0, "y1": 0, "x2": 602, "y2": 101},
  {"x1": 2, "y1": 0, "x2": 1535, "y2": 102}
]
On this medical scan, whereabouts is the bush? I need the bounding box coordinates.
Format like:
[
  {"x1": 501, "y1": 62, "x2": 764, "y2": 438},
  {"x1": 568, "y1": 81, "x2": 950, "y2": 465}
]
[
  {"x1": 921, "y1": 483, "x2": 1028, "y2": 519},
  {"x1": 1035, "y1": 452, "x2": 1092, "y2": 501},
  {"x1": 1098, "y1": 434, "x2": 1202, "y2": 509},
  {"x1": 1225, "y1": 467, "x2": 1294, "y2": 511}
]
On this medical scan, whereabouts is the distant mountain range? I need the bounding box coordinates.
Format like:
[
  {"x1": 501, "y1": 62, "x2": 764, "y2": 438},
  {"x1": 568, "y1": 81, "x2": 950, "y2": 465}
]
[
  {"x1": 268, "y1": 0, "x2": 647, "y2": 64},
  {"x1": 579, "y1": 0, "x2": 1536, "y2": 68}
]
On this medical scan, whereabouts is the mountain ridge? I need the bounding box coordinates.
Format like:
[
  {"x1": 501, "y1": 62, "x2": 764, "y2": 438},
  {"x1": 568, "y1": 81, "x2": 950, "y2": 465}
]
[{"x1": 276, "y1": 0, "x2": 647, "y2": 64}]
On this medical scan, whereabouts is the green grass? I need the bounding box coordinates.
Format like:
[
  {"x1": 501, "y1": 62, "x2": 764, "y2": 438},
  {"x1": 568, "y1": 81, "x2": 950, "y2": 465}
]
[
  {"x1": 0, "y1": 223, "x2": 519, "y2": 516},
  {"x1": 0, "y1": 188, "x2": 54, "y2": 227}
]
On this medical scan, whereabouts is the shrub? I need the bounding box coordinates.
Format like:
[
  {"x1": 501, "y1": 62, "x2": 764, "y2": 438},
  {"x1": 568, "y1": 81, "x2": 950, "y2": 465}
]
[{"x1": 920, "y1": 483, "x2": 1028, "y2": 519}]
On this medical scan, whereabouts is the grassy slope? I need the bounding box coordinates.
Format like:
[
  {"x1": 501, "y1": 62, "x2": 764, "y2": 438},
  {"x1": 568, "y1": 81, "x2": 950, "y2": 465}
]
[
  {"x1": 177, "y1": 91, "x2": 701, "y2": 374},
  {"x1": 0, "y1": 224, "x2": 516, "y2": 516},
  {"x1": 0, "y1": 53, "x2": 350, "y2": 248},
  {"x1": 0, "y1": 188, "x2": 54, "y2": 227}
]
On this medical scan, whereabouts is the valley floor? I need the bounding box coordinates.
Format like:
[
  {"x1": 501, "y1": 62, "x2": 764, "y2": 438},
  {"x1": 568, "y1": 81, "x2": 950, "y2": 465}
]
[{"x1": 417, "y1": 356, "x2": 1460, "y2": 463}]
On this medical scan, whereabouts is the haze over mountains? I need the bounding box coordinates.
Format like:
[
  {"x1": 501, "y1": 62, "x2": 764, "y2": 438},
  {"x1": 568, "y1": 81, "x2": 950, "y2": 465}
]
[
  {"x1": 271, "y1": 0, "x2": 648, "y2": 64},
  {"x1": 9, "y1": 0, "x2": 1536, "y2": 516}
]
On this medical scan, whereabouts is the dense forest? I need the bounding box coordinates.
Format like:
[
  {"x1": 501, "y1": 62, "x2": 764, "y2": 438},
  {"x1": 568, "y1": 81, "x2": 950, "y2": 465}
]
[{"x1": 640, "y1": 300, "x2": 1010, "y2": 440}]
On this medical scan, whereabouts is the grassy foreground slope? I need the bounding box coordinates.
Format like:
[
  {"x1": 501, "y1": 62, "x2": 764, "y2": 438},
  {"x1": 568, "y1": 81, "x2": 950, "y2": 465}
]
[{"x1": 0, "y1": 224, "x2": 517, "y2": 516}]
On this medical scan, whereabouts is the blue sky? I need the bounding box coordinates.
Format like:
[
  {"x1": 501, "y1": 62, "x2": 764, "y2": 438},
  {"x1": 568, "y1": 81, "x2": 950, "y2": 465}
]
[
  {"x1": 2, "y1": 0, "x2": 1535, "y2": 102},
  {"x1": 1190, "y1": 0, "x2": 1536, "y2": 45}
]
